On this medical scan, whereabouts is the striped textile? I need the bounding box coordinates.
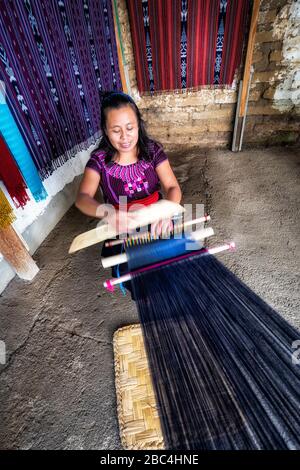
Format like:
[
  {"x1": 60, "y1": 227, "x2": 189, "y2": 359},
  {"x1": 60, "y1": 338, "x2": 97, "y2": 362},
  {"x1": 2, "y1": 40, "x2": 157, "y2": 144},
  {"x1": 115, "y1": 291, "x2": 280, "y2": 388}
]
[
  {"x1": 130, "y1": 254, "x2": 300, "y2": 449},
  {"x1": 0, "y1": 92, "x2": 47, "y2": 202},
  {"x1": 0, "y1": 0, "x2": 121, "y2": 179},
  {"x1": 187, "y1": 0, "x2": 220, "y2": 87},
  {"x1": 217, "y1": 0, "x2": 249, "y2": 85},
  {"x1": 127, "y1": 0, "x2": 249, "y2": 93},
  {"x1": 0, "y1": 135, "x2": 30, "y2": 209}
]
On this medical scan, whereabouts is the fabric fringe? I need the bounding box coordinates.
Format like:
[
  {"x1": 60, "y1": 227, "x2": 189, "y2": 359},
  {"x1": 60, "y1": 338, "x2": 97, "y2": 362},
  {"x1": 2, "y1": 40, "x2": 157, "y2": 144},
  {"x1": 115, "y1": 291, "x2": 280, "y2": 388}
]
[
  {"x1": 38, "y1": 130, "x2": 101, "y2": 181},
  {"x1": 0, "y1": 1, "x2": 120, "y2": 177},
  {"x1": 0, "y1": 100, "x2": 48, "y2": 203},
  {"x1": 139, "y1": 82, "x2": 238, "y2": 97},
  {"x1": 12, "y1": 183, "x2": 30, "y2": 209},
  {"x1": 31, "y1": 187, "x2": 48, "y2": 203},
  {"x1": 0, "y1": 188, "x2": 16, "y2": 229},
  {"x1": 128, "y1": 0, "x2": 248, "y2": 94}
]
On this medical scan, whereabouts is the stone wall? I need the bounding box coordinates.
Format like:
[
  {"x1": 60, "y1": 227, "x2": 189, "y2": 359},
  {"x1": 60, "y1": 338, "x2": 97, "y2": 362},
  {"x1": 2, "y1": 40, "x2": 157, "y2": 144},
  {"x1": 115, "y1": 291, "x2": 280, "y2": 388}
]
[
  {"x1": 116, "y1": 0, "x2": 300, "y2": 149},
  {"x1": 245, "y1": 0, "x2": 300, "y2": 145}
]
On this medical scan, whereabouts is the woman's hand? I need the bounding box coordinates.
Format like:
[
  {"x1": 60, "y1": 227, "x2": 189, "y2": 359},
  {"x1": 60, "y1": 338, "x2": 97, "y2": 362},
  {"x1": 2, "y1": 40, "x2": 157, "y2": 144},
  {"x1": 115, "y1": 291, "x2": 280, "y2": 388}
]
[{"x1": 150, "y1": 218, "x2": 174, "y2": 239}]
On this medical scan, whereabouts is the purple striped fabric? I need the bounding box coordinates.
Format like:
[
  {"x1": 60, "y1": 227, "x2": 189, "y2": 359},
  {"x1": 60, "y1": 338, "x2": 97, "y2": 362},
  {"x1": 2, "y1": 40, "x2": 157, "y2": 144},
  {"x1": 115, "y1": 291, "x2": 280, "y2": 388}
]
[
  {"x1": 86, "y1": 141, "x2": 168, "y2": 204},
  {"x1": 0, "y1": 0, "x2": 121, "y2": 179}
]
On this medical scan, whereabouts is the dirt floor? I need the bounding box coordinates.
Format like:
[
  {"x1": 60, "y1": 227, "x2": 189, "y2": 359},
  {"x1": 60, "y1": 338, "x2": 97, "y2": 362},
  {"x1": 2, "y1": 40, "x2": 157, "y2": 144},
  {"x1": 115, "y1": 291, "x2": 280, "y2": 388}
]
[{"x1": 0, "y1": 146, "x2": 299, "y2": 449}]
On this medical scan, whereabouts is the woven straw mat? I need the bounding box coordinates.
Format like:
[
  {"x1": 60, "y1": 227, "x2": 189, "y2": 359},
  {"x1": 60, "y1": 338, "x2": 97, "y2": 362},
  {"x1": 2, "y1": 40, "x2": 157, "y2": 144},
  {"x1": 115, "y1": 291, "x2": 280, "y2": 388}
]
[{"x1": 113, "y1": 324, "x2": 165, "y2": 450}]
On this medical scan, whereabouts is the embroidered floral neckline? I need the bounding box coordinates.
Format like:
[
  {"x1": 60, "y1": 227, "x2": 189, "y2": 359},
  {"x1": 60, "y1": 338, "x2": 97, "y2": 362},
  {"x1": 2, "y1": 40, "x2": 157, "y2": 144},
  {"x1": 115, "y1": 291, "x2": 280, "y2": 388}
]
[
  {"x1": 105, "y1": 158, "x2": 152, "y2": 182},
  {"x1": 111, "y1": 160, "x2": 138, "y2": 167}
]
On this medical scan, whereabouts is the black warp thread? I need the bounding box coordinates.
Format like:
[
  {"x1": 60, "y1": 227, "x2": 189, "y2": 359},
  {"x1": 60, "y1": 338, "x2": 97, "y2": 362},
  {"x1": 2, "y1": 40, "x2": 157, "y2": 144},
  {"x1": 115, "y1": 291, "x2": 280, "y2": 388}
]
[{"x1": 129, "y1": 254, "x2": 300, "y2": 450}]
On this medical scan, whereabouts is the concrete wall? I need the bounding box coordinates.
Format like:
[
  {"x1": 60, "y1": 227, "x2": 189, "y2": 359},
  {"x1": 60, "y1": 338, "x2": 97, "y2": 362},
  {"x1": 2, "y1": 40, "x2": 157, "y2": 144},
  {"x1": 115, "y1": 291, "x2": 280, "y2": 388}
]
[{"x1": 117, "y1": 0, "x2": 300, "y2": 149}]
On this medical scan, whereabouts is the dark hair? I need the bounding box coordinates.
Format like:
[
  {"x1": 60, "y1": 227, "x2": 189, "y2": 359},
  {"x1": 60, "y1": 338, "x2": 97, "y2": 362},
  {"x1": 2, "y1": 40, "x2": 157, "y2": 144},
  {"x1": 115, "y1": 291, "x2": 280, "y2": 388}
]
[{"x1": 94, "y1": 91, "x2": 151, "y2": 164}]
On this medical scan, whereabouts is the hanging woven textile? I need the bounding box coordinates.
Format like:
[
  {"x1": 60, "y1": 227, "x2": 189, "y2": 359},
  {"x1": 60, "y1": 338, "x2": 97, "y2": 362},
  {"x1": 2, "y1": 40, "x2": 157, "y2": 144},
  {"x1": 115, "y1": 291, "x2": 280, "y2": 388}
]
[
  {"x1": 0, "y1": 188, "x2": 16, "y2": 229},
  {"x1": 0, "y1": 93, "x2": 47, "y2": 202},
  {"x1": 0, "y1": 135, "x2": 30, "y2": 209},
  {"x1": 0, "y1": 0, "x2": 122, "y2": 179},
  {"x1": 127, "y1": 0, "x2": 250, "y2": 93}
]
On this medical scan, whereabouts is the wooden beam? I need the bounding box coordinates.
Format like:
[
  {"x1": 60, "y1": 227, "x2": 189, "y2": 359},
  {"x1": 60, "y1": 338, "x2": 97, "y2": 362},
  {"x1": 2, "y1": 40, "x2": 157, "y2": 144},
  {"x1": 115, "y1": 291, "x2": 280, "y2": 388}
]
[
  {"x1": 112, "y1": 0, "x2": 128, "y2": 93},
  {"x1": 69, "y1": 200, "x2": 185, "y2": 253},
  {"x1": 0, "y1": 226, "x2": 39, "y2": 280},
  {"x1": 239, "y1": 0, "x2": 260, "y2": 117}
]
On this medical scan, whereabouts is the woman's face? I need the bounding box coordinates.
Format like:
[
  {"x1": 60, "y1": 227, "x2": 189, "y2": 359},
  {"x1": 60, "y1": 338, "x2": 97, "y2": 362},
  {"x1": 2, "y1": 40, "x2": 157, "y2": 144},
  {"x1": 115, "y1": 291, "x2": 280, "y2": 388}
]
[{"x1": 105, "y1": 105, "x2": 139, "y2": 154}]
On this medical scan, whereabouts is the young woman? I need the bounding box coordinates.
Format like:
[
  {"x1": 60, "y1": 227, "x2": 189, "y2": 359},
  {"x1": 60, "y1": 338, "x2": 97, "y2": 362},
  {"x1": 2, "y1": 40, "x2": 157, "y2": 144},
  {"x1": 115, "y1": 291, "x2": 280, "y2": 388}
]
[{"x1": 75, "y1": 91, "x2": 182, "y2": 297}]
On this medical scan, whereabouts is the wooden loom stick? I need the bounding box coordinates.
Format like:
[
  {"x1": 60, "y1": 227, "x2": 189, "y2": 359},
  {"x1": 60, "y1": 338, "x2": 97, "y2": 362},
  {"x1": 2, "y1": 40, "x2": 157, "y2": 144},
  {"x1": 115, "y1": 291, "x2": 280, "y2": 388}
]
[
  {"x1": 103, "y1": 242, "x2": 236, "y2": 290},
  {"x1": 232, "y1": 0, "x2": 260, "y2": 151},
  {"x1": 105, "y1": 215, "x2": 211, "y2": 248},
  {"x1": 112, "y1": 0, "x2": 129, "y2": 93},
  {"x1": 101, "y1": 227, "x2": 215, "y2": 269},
  {"x1": 69, "y1": 200, "x2": 185, "y2": 254}
]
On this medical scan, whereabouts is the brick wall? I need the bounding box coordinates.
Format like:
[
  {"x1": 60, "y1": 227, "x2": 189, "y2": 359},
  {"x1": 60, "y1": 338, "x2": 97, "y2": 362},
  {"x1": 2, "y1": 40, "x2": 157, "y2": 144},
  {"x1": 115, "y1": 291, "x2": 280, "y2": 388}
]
[{"x1": 116, "y1": 0, "x2": 300, "y2": 149}]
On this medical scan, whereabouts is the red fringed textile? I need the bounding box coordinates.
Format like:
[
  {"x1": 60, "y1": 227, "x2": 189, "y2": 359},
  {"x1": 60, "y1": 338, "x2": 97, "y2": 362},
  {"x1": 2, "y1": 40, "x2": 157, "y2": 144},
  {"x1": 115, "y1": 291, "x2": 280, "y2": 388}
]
[
  {"x1": 0, "y1": 135, "x2": 30, "y2": 208},
  {"x1": 127, "y1": 0, "x2": 250, "y2": 93},
  {"x1": 127, "y1": 0, "x2": 182, "y2": 93}
]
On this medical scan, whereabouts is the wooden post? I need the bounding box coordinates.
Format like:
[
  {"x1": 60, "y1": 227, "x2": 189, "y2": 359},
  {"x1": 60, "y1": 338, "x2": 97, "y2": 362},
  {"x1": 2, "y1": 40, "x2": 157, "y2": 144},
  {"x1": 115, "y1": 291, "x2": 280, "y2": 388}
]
[
  {"x1": 239, "y1": 0, "x2": 260, "y2": 117},
  {"x1": 232, "y1": 0, "x2": 260, "y2": 151},
  {"x1": 0, "y1": 226, "x2": 39, "y2": 280},
  {"x1": 112, "y1": 0, "x2": 129, "y2": 93}
]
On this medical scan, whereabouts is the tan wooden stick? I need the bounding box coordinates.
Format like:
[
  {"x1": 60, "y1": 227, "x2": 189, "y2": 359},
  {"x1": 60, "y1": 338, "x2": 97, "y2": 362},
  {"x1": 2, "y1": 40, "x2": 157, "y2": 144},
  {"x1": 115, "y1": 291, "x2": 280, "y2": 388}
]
[
  {"x1": 69, "y1": 200, "x2": 185, "y2": 254},
  {"x1": 0, "y1": 226, "x2": 39, "y2": 280}
]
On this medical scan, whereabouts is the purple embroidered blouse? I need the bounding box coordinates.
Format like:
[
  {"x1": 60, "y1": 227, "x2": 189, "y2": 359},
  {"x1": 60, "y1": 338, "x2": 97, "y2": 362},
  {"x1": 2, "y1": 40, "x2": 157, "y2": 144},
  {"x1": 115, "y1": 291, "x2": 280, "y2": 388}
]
[{"x1": 85, "y1": 140, "x2": 168, "y2": 205}]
